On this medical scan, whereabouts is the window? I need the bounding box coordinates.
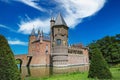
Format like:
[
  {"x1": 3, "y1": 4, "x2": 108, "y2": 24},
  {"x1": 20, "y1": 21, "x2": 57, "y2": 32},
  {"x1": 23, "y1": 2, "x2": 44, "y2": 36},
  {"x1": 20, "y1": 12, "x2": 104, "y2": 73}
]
[
  {"x1": 46, "y1": 44, "x2": 48, "y2": 54},
  {"x1": 56, "y1": 39, "x2": 61, "y2": 46},
  {"x1": 58, "y1": 29, "x2": 60, "y2": 31},
  {"x1": 58, "y1": 29, "x2": 60, "y2": 34},
  {"x1": 46, "y1": 44, "x2": 48, "y2": 50}
]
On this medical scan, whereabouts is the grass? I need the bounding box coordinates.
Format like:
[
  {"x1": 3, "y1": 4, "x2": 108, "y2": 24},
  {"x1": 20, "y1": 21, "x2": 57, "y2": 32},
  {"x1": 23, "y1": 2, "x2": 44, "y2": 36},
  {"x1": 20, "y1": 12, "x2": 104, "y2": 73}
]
[
  {"x1": 25, "y1": 67, "x2": 120, "y2": 80},
  {"x1": 110, "y1": 67, "x2": 120, "y2": 79}
]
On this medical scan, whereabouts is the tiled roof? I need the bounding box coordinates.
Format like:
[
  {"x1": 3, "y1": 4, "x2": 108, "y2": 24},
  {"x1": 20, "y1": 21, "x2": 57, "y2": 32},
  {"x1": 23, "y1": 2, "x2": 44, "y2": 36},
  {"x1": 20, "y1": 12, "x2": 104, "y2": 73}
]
[{"x1": 54, "y1": 13, "x2": 67, "y2": 26}]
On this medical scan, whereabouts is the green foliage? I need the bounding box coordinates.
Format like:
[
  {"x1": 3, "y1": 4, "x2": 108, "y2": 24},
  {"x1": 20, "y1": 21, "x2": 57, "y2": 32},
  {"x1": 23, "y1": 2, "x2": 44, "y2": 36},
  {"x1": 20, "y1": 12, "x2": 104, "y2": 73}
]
[
  {"x1": 88, "y1": 43, "x2": 112, "y2": 79},
  {"x1": 0, "y1": 35, "x2": 21, "y2": 80},
  {"x1": 110, "y1": 67, "x2": 120, "y2": 79},
  {"x1": 89, "y1": 34, "x2": 120, "y2": 64}
]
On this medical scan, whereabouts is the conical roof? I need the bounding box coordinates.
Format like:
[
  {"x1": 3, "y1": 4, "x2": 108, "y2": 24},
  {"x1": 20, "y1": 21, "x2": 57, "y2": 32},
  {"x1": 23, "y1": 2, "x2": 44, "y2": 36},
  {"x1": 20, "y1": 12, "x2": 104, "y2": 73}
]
[
  {"x1": 31, "y1": 28, "x2": 35, "y2": 36},
  {"x1": 54, "y1": 13, "x2": 67, "y2": 26},
  {"x1": 37, "y1": 29, "x2": 40, "y2": 40}
]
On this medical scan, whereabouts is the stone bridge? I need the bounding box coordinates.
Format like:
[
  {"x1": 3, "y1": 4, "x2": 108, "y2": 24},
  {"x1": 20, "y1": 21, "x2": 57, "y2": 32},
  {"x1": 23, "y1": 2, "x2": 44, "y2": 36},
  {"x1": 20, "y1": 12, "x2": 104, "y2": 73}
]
[{"x1": 15, "y1": 54, "x2": 32, "y2": 67}]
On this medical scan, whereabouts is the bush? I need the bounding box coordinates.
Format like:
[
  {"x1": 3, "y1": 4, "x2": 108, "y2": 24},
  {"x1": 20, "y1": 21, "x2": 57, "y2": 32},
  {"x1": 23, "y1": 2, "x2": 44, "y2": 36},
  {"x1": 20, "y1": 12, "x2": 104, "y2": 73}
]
[
  {"x1": 88, "y1": 43, "x2": 112, "y2": 79},
  {"x1": 0, "y1": 35, "x2": 21, "y2": 80}
]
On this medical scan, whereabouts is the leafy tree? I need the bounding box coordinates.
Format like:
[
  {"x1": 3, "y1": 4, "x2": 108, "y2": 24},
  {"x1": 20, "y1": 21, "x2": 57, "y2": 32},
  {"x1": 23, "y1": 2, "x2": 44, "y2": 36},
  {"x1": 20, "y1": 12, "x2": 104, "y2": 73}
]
[
  {"x1": 88, "y1": 43, "x2": 112, "y2": 79},
  {"x1": 0, "y1": 35, "x2": 21, "y2": 80},
  {"x1": 89, "y1": 34, "x2": 120, "y2": 64}
]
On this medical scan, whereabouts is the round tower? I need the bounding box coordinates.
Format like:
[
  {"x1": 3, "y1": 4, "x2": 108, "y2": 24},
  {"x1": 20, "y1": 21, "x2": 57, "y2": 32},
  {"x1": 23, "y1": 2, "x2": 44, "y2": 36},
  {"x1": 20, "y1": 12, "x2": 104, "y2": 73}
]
[{"x1": 51, "y1": 13, "x2": 69, "y2": 67}]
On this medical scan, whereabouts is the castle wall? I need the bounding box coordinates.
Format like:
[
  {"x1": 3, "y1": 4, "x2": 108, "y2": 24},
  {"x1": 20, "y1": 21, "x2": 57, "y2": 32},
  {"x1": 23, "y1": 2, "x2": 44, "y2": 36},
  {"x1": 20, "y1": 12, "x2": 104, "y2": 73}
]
[
  {"x1": 68, "y1": 54, "x2": 89, "y2": 66},
  {"x1": 29, "y1": 40, "x2": 51, "y2": 66},
  {"x1": 30, "y1": 54, "x2": 50, "y2": 66},
  {"x1": 15, "y1": 13, "x2": 89, "y2": 67},
  {"x1": 68, "y1": 46, "x2": 89, "y2": 66}
]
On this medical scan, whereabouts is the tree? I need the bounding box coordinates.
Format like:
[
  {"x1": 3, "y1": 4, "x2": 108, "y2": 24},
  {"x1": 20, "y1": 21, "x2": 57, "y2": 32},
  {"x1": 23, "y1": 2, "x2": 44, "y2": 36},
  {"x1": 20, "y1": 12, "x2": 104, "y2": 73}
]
[
  {"x1": 89, "y1": 34, "x2": 120, "y2": 64},
  {"x1": 0, "y1": 35, "x2": 21, "y2": 80},
  {"x1": 88, "y1": 43, "x2": 112, "y2": 79}
]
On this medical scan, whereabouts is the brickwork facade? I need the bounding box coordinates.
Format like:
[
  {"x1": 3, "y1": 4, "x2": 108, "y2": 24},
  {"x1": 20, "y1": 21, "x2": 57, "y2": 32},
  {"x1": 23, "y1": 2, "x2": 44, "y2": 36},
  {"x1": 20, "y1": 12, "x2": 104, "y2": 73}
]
[{"x1": 15, "y1": 13, "x2": 89, "y2": 67}]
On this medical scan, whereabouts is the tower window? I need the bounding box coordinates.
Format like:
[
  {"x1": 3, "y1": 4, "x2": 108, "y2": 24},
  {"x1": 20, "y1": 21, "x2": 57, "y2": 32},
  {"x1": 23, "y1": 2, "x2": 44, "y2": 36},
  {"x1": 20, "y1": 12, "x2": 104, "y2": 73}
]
[
  {"x1": 58, "y1": 29, "x2": 60, "y2": 34},
  {"x1": 46, "y1": 44, "x2": 48, "y2": 54},
  {"x1": 58, "y1": 29, "x2": 60, "y2": 31},
  {"x1": 56, "y1": 39, "x2": 61, "y2": 46}
]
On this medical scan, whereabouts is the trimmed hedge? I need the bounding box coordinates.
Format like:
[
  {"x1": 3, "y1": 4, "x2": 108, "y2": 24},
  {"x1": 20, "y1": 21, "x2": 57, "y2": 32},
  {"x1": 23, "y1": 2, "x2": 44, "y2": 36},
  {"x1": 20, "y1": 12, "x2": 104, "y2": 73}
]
[
  {"x1": 0, "y1": 35, "x2": 21, "y2": 80},
  {"x1": 88, "y1": 43, "x2": 112, "y2": 79}
]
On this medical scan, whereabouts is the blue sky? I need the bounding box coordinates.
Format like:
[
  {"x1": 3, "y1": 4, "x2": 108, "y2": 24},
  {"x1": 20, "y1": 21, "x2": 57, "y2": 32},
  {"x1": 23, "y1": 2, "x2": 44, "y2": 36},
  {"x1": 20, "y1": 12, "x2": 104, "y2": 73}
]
[{"x1": 0, "y1": 0, "x2": 120, "y2": 55}]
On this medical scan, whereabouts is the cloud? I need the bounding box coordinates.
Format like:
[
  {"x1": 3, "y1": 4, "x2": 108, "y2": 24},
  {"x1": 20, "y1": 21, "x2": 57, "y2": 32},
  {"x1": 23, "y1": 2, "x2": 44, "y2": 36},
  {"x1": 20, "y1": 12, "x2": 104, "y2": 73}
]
[
  {"x1": 18, "y1": 17, "x2": 50, "y2": 34},
  {"x1": 55, "y1": 0, "x2": 106, "y2": 27},
  {"x1": 17, "y1": 0, "x2": 106, "y2": 34},
  {"x1": 16, "y1": 0, "x2": 46, "y2": 12},
  {"x1": 8, "y1": 38, "x2": 28, "y2": 46},
  {"x1": 0, "y1": 24, "x2": 16, "y2": 32}
]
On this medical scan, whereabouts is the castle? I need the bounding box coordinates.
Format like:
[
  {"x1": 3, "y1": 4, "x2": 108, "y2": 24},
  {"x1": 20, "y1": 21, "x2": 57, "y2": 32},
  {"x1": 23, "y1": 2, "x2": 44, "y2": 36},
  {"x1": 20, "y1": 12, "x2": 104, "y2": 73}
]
[{"x1": 15, "y1": 13, "x2": 89, "y2": 67}]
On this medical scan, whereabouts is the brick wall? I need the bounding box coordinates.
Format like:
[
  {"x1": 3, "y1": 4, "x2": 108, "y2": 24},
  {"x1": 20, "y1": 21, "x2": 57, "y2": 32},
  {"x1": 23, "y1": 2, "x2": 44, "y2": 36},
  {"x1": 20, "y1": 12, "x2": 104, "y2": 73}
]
[
  {"x1": 30, "y1": 40, "x2": 51, "y2": 66},
  {"x1": 15, "y1": 55, "x2": 28, "y2": 66},
  {"x1": 68, "y1": 53, "x2": 89, "y2": 66}
]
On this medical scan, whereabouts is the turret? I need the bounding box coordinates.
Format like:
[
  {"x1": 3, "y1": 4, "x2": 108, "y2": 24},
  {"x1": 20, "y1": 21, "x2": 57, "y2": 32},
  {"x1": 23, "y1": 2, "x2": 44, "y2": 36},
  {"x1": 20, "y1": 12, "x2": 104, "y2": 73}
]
[
  {"x1": 28, "y1": 28, "x2": 36, "y2": 55},
  {"x1": 51, "y1": 13, "x2": 68, "y2": 48},
  {"x1": 50, "y1": 17, "x2": 55, "y2": 53},
  {"x1": 29, "y1": 28, "x2": 36, "y2": 43},
  {"x1": 40, "y1": 30, "x2": 43, "y2": 42},
  {"x1": 37, "y1": 29, "x2": 40, "y2": 40},
  {"x1": 50, "y1": 17, "x2": 55, "y2": 28},
  {"x1": 51, "y1": 13, "x2": 68, "y2": 67}
]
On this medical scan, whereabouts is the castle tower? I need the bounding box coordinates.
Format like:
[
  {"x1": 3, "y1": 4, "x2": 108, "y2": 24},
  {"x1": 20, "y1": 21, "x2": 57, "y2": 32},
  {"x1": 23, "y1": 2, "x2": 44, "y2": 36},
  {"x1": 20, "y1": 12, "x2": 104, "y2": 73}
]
[
  {"x1": 28, "y1": 28, "x2": 36, "y2": 55},
  {"x1": 51, "y1": 13, "x2": 69, "y2": 67},
  {"x1": 50, "y1": 17, "x2": 55, "y2": 53},
  {"x1": 37, "y1": 29, "x2": 40, "y2": 40}
]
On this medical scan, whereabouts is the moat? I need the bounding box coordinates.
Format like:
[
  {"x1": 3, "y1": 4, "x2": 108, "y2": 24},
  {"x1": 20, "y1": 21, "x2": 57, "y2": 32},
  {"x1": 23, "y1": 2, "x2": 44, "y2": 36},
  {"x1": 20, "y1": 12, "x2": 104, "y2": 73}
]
[{"x1": 20, "y1": 65, "x2": 89, "y2": 79}]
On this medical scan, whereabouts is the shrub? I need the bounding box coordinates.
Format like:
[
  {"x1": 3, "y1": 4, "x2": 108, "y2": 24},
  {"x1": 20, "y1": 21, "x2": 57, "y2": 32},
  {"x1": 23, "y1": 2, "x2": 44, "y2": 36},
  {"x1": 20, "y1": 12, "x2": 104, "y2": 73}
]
[
  {"x1": 88, "y1": 43, "x2": 112, "y2": 79},
  {"x1": 0, "y1": 35, "x2": 21, "y2": 80}
]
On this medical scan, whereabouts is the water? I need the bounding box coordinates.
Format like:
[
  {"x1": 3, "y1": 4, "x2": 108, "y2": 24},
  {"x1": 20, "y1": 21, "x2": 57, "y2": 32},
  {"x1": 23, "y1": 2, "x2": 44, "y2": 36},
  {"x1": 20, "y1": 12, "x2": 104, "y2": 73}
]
[{"x1": 20, "y1": 65, "x2": 89, "y2": 79}]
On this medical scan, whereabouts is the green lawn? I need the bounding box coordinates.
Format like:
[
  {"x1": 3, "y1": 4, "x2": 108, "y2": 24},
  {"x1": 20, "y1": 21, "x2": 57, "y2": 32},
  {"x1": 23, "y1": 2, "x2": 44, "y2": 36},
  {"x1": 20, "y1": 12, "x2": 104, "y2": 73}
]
[{"x1": 25, "y1": 67, "x2": 120, "y2": 80}]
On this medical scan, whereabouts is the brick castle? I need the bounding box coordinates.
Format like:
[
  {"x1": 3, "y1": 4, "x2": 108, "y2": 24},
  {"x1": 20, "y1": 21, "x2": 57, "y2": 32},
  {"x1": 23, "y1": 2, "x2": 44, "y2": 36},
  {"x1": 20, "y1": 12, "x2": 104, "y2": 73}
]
[{"x1": 15, "y1": 13, "x2": 89, "y2": 67}]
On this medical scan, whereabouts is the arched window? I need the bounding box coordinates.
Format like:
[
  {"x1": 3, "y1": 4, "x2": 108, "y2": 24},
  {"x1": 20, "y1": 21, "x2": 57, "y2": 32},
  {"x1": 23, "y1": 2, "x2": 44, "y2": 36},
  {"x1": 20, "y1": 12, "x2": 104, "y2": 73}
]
[{"x1": 56, "y1": 39, "x2": 61, "y2": 46}]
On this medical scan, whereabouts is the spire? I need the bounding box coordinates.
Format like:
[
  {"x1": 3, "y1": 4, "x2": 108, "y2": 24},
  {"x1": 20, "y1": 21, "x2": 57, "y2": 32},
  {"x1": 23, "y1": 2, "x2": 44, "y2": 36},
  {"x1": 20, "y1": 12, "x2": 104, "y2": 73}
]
[
  {"x1": 31, "y1": 28, "x2": 35, "y2": 36},
  {"x1": 50, "y1": 17, "x2": 55, "y2": 28},
  {"x1": 40, "y1": 30, "x2": 43, "y2": 42},
  {"x1": 41, "y1": 30, "x2": 43, "y2": 37},
  {"x1": 37, "y1": 29, "x2": 41, "y2": 40},
  {"x1": 54, "y1": 13, "x2": 67, "y2": 26},
  {"x1": 38, "y1": 29, "x2": 40, "y2": 35}
]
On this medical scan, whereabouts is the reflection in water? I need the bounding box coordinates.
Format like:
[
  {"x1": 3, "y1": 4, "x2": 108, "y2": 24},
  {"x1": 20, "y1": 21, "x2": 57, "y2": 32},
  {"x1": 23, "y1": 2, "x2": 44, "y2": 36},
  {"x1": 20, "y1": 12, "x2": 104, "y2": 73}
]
[
  {"x1": 21, "y1": 65, "x2": 89, "y2": 79},
  {"x1": 26, "y1": 67, "x2": 31, "y2": 77},
  {"x1": 21, "y1": 66, "x2": 51, "y2": 79}
]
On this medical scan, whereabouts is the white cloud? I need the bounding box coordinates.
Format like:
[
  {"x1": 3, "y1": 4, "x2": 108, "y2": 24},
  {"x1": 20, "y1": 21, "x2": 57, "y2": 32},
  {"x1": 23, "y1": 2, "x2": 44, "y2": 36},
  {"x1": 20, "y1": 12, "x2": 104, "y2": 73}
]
[
  {"x1": 8, "y1": 38, "x2": 28, "y2": 46},
  {"x1": 17, "y1": 0, "x2": 106, "y2": 34},
  {"x1": 55, "y1": 0, "x2": 106, "y2": 28},
  {"x1": 0, "y1": 24, "x2": 16, "y2": 32},
  {"x1": 18, "y1": 18, "x2": 50, "y2": 34},
  {"x1": 16, "y1": 0, "x2": 46, "y2": 12}
]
